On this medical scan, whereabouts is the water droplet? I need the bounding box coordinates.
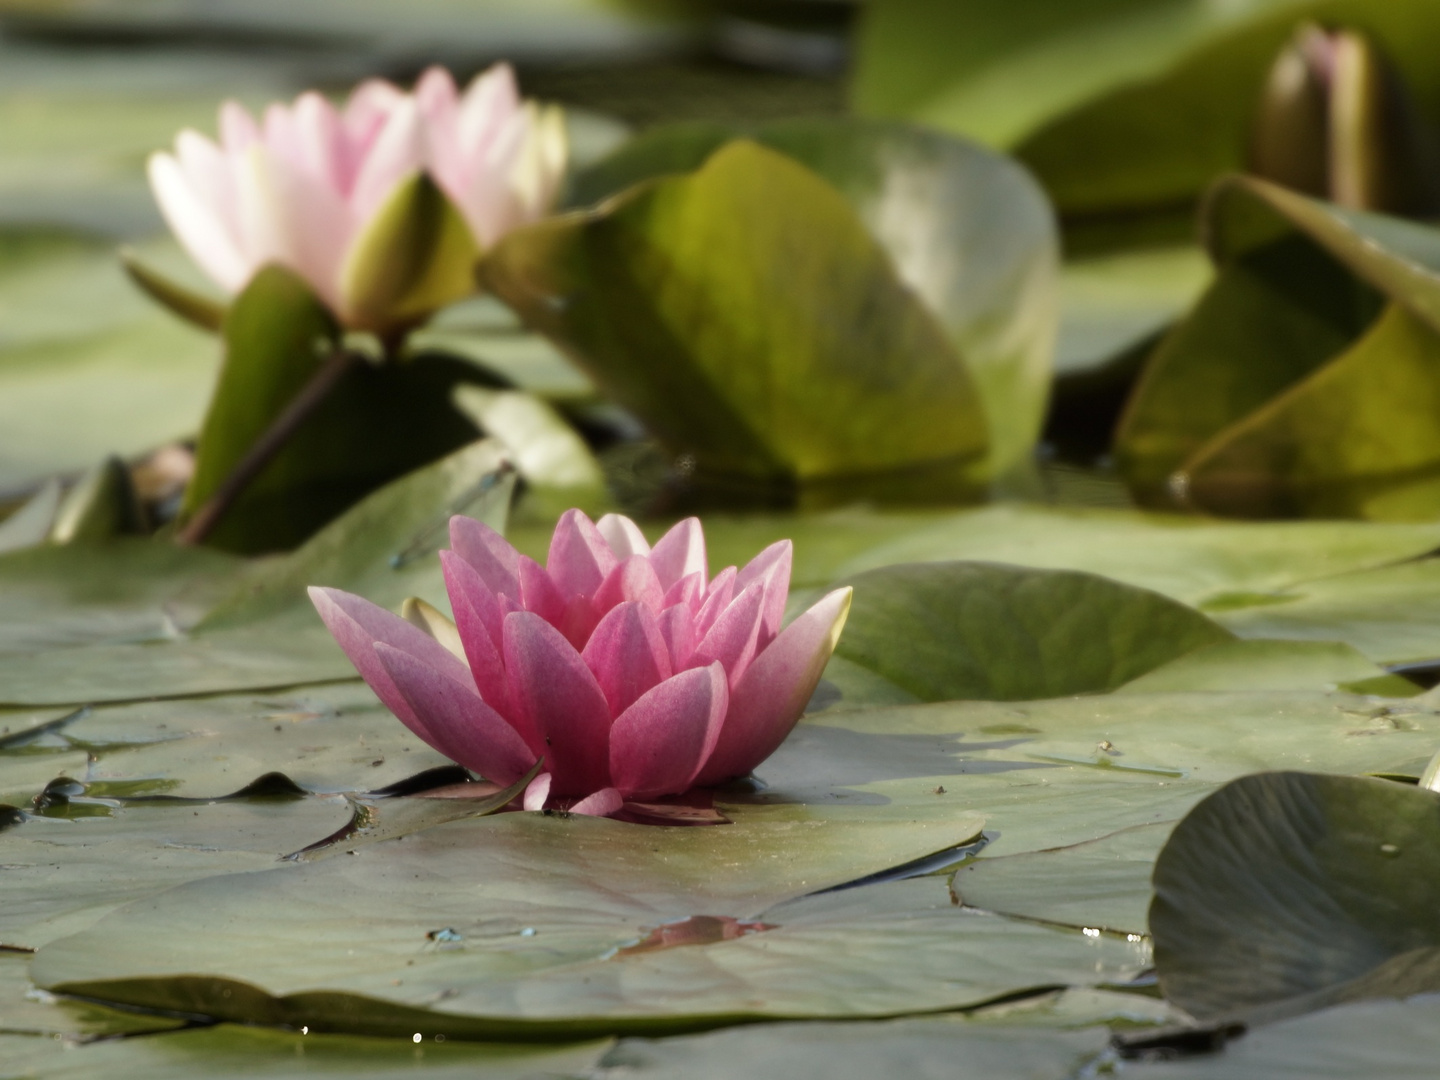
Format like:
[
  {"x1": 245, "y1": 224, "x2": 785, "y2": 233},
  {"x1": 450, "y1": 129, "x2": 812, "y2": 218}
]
[
  {"x1": 1381, "y1": 843, "x2": 1401, "y2": 856},
  {"x1": 1082, "y1": 927, "x2": 1101, "y2": 938},
  {"x1": 412, "y1": 1033, "x2": 422, "y2": 1044}
]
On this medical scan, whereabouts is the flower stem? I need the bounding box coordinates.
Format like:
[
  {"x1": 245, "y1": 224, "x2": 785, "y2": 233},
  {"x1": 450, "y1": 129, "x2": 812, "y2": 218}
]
[{"x1": 176, "y1": 347, "x2": 359, "y2": 547}]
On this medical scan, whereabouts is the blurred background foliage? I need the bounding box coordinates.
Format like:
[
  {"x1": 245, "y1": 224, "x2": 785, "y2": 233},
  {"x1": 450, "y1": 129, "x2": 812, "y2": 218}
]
[{"x1": 8, "y1": 0, "x2": 1440, "y2": 553}]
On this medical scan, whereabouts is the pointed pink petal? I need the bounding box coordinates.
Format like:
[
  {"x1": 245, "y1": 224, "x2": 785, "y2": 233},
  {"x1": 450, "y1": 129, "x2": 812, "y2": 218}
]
[
  {"x1": 649, "y1": 517, "x2": 706, "y2": 591},
  {"x1": 148, "y1": 151, "x2": 251, "y2": 293},
  {"x1": 581, "y1": 601, "x2": 672, "y2": 717},
  {"x1": 694, "y1": 566, "x2": 737, "y2": 637},
  {"x1": 547, "y1": 509, "x2": 618, "y2": 600},
  {"x1": 593, "y1": 554, "x2": 666, "y2": 616},
  {"x1": 439, "y1": 551, "x2": 520, "y2": 734},
  {"x1": 503, "y1": 611, "x2": 612, "y2": 795},
  {"x1": 663, "y1": 570, "x2": 704, "y2": 612},
  {"x1": 523, "y1": 772, "x2": 552, "y2": 811},
  {"x1": 597, "y1": 513, "x2": 650, "y2": 559},
  {"x1": 308, "y1": 586, "x2": 472, "y2": 744},
  {"x1": 558, "y1": 593, "x2": 602, "y2": 652},
  {"x1": 219, "y1": 101, "x2": 259, "y2": 153},
  {"x1": 689, "y1": 580, "x2": 766, "y2": 689},
  {"x1": 415, "y1": 66, "x2": 463, "y2": 197},
  {"x1": 569, "y1": 787, "x2": 623, "y2": 817},
  {"x1": 458, "y1": 62, "x2": 521, "y2": 152},
  {"x1": 610, "y1": 663, "x2": 727, "y2": 799},
  {"x1": 375, "y1": 643, "x2": 534, "y2": 785},
  {"x1": 350, "y1": 96, "x2": 424, "y2": 221},
  {"x1": 291, "y1": 91, "x2": 345, "y2": 192},
  {"x1": 692, "y1": 587, "x2": 852, "y2": 788},
  {"x1": 735, "y1": 540, "x2": 792, "y2": 645},
  {"x1": 518, "y1": 555, "x2": 566, "y2": 624},
  {"x1": 449, "y1": 515, "x2": 520, "y2": 601},
  {"x1": 658, "y1": 604, "x2": 696, "y2": 669}
]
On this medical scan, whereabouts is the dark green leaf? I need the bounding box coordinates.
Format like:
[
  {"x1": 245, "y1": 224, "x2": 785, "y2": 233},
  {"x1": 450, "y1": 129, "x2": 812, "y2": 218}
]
[
  {"x1": 183, "y1": 267, "x2": 484, "y2": 553},
  {"x1": 1152, "y1": 771, "x2": 1440, "y2": 1021},
  {"x1": 829, "y1": 561, "x2": 1233, "y2": 703},
  {"x1": 119, "y1": 248, "x2": 226, "y2": 332}
]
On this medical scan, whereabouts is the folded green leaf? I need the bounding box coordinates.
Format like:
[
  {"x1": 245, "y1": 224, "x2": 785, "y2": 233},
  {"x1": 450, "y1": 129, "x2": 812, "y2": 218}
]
[
  {"x1": 853, "y1": 0, "x2": 1440, "y2": 224},
  {"x1": 1117, "y1": 176, "x2": 1440, "y2": 519},
  {"x1": 183, "y1": 266, "x2": 484, "y2": 554},
  {"x1": 338, "y1": 172, "x2": 479, "y2": 339},
  {"x1": 118, "y1": 248, "x2": 226, "y2": 332},
  {"x1": 483, "y1": 139, "x2": 989, "y2": 498},
  {"x1": 569, "y1": 118, "x2": 1059, "y2": 483}
]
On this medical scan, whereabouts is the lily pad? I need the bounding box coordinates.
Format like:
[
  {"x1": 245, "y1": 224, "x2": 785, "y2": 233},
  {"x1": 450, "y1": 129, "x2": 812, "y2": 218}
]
[
  {"x1": 830, "y1": 503, "x2": 1440, "y2": 612},
  {"x1": 1119, "y1": 993, "x2": 1440, "y2": 1079},
  {"x1": 829, "y1": 561, "x2": 1232, "y2": 703},
  {"x1": 0, "y1": 440, "x2": 510, "y2": 706},
  {"x1": 1151, "y1": 771, "x2": 1440, "y2": 1021},
  {"x1": 29, "y1": 810, "x2": 1157, "y2": 1038},
  {"x1": 601, "y1": 1015, "x2": 1111, "y2": 1080},
  {"x1": 0, "y1": 1021, "x2": 611, "y2": 1079}
]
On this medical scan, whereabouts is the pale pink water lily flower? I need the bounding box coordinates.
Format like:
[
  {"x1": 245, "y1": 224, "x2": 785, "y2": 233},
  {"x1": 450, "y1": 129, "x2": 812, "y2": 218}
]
[
  {"x1": 310, "y1": 511, "x2": 852, "y2": 817},
  {"x1": 147, "y1": 64, "x2": 566, "y2": 331}
]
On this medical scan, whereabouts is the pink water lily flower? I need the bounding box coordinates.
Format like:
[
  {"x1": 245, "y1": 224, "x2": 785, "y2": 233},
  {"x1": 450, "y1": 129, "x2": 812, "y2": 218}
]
[
  {"x1": 147, "y1": 64, "x2": 565, "y2": 332},
  {"x1": 310, "y1": 511, "x2": 852, "y2": 817}
]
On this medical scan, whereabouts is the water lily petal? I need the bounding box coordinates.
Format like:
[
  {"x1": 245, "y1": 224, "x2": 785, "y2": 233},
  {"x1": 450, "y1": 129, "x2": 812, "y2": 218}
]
[
  {"x1": 663, "y1": 570, "x2": 705, "y2": 613},
  {"x1": 694, "y1": 566, "x2": 737, "y2": 637},
  {"x1": 523, "y1": 771, "x2": 552, "y2": 812},
  {"x1": 597, "y1": 513, "x2": 650, "y2": 559},
  {"x1": 547, "y1": 508, "x2": 618, "y2": 599},
  {"x1": 649, "y1": 517, "x2": 707, "y2": 590},
  {"x1": 593, "y1": 554, "x2": 666, "y2": 616},
  {"x1": 735, "y1": 539, "x2": 792, "y2": 645},
  {"x1": 219, "y1": 101, "x2": 259, "y2": 153},
  {"x1": 610, "y1": 663, "x2": 727, "y2": 799},
  {"x1": 503, "y1": 610, "x2": 612, "y2": 795},
  {"x1": 307, "y1": 586, "x2": 471, "y2": 744},
  {"x1": 693, "y1": 587, "x2": 852, "y2": 787},
  {"x1": 375, "y1": 643, "x2": 534, "y2": 784},
  {"x1": 439, "y1": 551, "x2": 517, "y2": 730},
  {"x1": 449, "y1": 514, "x2": 520, "y2": 601},
  {"x1": 518, "y1": 555, "x2": 566, "y2": 625},
  {"x1": 350, "y1": 96, "x2": 424, "y2": 222},
  {"x1": 569, "y1": 787, "x2": 624, "y2": 818},
  {"x1": 658, "y1": 604, "x2": 697, "y2": 670},
  {"x1": 689, "y1": 579, "x2": 766, "y2": 688},
  {"x1": 147, "y1": 151, "x2": 251, "y2": 293},
  {"x1": 582, "y1": 600, "x2": 672, "y2": 717}
]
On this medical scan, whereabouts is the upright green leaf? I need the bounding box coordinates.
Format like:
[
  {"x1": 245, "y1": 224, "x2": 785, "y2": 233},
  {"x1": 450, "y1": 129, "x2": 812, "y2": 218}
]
[
  {"x1": 852, "y1": 0, "x2": 1440, "y2": 223},
  {"x1": 183, "y1": 266, "x2": 484, "y2": 553},
  {"x1": 482, "y1": 140, "x2": 989, "y2": 500},
  {"x1": 569, "y1": 118, "x2": 1059, "y2": 482},
  {"x1": 338, "y1": 172, "x2": 479, "y2": 337}
]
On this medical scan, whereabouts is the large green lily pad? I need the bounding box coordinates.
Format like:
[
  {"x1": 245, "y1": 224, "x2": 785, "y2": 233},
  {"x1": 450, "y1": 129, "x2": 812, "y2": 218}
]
[
  {"x1": 0, "y1": 440, "x2": 510, "y2": 707},
  {"x1": 1152, "y1": 771, "x2": 1440, "y2": 1021},
  {"x1": 829, "y1": 561, "x2": 1232, "y2": 703}
]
